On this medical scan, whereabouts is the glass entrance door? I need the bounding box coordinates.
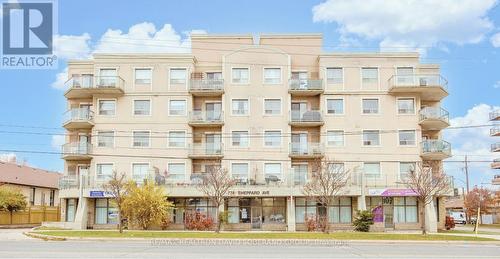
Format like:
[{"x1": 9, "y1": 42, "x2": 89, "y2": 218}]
[
  {"x1": 291, "y1": 102, "x2": 307, "y2": 121},
  {"x1": 291, "y1": 133, "x2": 308, "y2": 154},
  {"x1": 206, "y1": 102, "x2": 222, "y2": 121},
  {"x1": 205, "y1": 134, "x2": 221, "y2": 154},
  {"x1": 383, "y1": 197, "x2": 394, "y2": 228},
  {"x1": 251, "y1": 207, "x2": 262, "y2": 229}
]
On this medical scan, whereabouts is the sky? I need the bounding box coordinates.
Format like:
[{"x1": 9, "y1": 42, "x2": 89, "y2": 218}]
[{"x1": 0, "y1": 0, "x2": 499, "y2": 190}]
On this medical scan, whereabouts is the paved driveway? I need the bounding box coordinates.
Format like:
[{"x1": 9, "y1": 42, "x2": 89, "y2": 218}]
[{"x1": 0, "y1": 228, "x2": 33, "y2": 241}]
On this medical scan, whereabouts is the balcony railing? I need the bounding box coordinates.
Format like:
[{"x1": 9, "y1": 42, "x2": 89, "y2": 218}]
[
  {"x1": 492, "y1": 143, "x2": 500, "y2": 152},
  {"x1": 59, "y1": 175, "x2": 79, "y2": 189},
  {"x1": 188, "y1": 143, "x2": 224, "y2": 157},
  {"x1": 492, "y1": 158, "x2": 500, "y2": 170},
  {"x1": 189, "y1": 79, "x2": 224, "y2": 91},
  {"x1": 66, "y1": 75, "x2": 125, "y2": 90},
  {"x1": 389, "y1": 74, "x2": 448, "y2": 90},
  {"x1": 421, "y1": 140, "x2": 451, "y2": 156},
  {"x1": 189, "y1": 111, "x2": 224, "y2": 124},
  {"x1": 290, "y1": 110, "x2": 323, "y2": 123},
  {"x1": 419, "y1": 107, "x2": 449, "y2": 124},
  {"x1": 62, "y1": 142, "x2": 92, "y2": 157},
  {"x1": 63, "y1": 108, "x2": 94, "y2": 125},
  {"x1": 289, "y1": 142, "x2": 324, "y2": 157},
  {"x1": 490, "y1": 111, "x2": 500, "y2": 121},
  {"x1": 289, "y1": 79, "x2": 323, "y2": 91},
  {"x1": 491, "y1": 126, "x2": 500, "y2": 136}
]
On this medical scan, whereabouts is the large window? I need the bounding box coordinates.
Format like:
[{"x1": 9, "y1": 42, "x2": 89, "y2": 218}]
[
  {"x1": 295, "y1": 198, "x2": 352, "y2": 223},
  {"x1": 399, "y1": 162, "x2": 416, "y2": 180},
  {"x1": 98, "y1": 69, "x2": 117, "y2": 86},
  {"x1": 98, "y1": 100, "x2": 116, "y2": 116},
  {"x1": 264, "y1": 131, "x2": 281, "y2": 147},
  {"x1": 95, "y1": 199, "x2": 118, "y2": 225},
  {"x1": 232, "y1": 68, "x2": 249, "y2": 84},
  {"x1": 133, "y1": 131, "x2": 150, "y2": 147},
  {"x1": 399, "y1": 130, "x2": 416, "y2": 146},
  {"x1": 96, "y1": 163, "x2": 113, "y2": 181},
  {"x1": 132, "y1": 163, "x2": 149, "y2": 183},
  {"x1": 170, "y1": 68, "x2": 187, "y2": 84},
  {"x1": 232, "y1": 131, "x2": 249, "y2": 147},
  {"x1": 326, "y1": 99, "x2": 344, "y2": 114},
  {"x1": 168, "y1": 131, "x2": 186, "y2": 147},
  {"x1": 97, "y1": 131, "x2": 114, "y2": 147},
  {"x1": 362, "y1": 68, "x2": 378, "y2": 84},
  {"x1": 232, "y1": 99, "x2": 249, "y2": 115},
  {"x1": 264, "y1": 163, "x2": 281, "y2": 180},
  {"x1": 394, "y1": 197, "x2": 418, "y2": 223},
  {"x1": 363, "y1": 130, "x2": 380, "y2": 146},
  {"x1": 327, "y1": 130, "x2": 344, "y2": 147},
  {"x1": 263, "y1": 68, "x2": 281, "y2": 84},
  {"x1": 135, "y1": 68, "x2": 152, "y2": 84},
  {"x1": 227, "y1": 198, "x2": 286, "y2": 224},
  {"x1": 170, "y1": 198, "x2": 218, "y2": 224},
  {"x1": 169, "y1": 100, "x2": 186, "y2": 116},
  {"x1": 326, "y1": 67, "x2": 343, "y2": 84},
  {"x1": 168, "y1": 163, "x2": 185, "y2": 182},
  {"x1": 264, "y1": 99, "x2": 281, "y2": 115},
  {"x1": 134, "y1": 100, "x2": 151, "y2": 115},
  {"x1": 362, "y1": 98, "x2": 379, "y2": 114},
  {"x1": 397, "y1": 98, "x2": 415, "y2": 114},
  {"x1": 231, "y1": 163, "x2": 248, "y2": 180},
  {"x1": 364, "y1": 162, "x2": 381, "y2": 178}
]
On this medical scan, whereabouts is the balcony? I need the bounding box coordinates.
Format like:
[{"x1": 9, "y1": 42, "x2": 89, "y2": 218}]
[
  {"x1": 289, "y1": 142, "x2": 324, "y2": 159},
  {"x1": 492, "y1": 143, "x2": 500, "y2": 152},
  {"x1": 491, "y1": 126, "x2": 500, "y2": 137},
  {"x1": 288, "y1": 79, "x2": 323, "y2": 96},
  {"x1": 62, "y1": 108, "x2": 94, "y2": 130},
  {"x1": 388, "y1": 74, "x2": 448, "y2": 101},
  {"x1": 64, "y1": 75, "x2": 125, "y2": 99},
  {"x1": 492, "y1": 175, "x2": 500, "y2": 185},
  {"x1": 188, "y1": 111, "x2": 224, "y2": 127},
  {"x1": 62, "y1": 142, "x2": 92, "y2": 161},
  {"x1": 490, "y1": 111, "x2": 500, "y2": 121},
  {"x1": 189, "y1": 79, "x2": 224, "y2": 96},
  {"x1": 418, "y1": 107, "x2": 450, "y2": 130},
  {"x1": 59, "y1": 175, "x2": 79, "y2": 190},
  {"x1": 491, "y1": 159, "x2": 500, "y2": 170},
  {"x1": 289, "y1": 110, "x2": 324, "y2": 127},
  {"x1": 188, "y1": 143, "x2": 224, "y2": 159},
  {"x1": 420, "y1": 140, "x2": 452, "y2": 160}
]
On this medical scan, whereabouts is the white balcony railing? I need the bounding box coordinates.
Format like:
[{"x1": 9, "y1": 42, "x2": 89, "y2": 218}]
[
  {"x1": 419, "y1": 107, "x2": 449, "y2": 123},
  {"x1": 189, "y1": 111, "x2": 224, "y2": 123},
  {"x1": 58, "y1": 175, "x2": 79, "y2": 189},
  {"x1": 289, "y1": 142, "x2": 324, "y2": 156},
  {"x1": 62, "y1": 142, "x2": 92, "y2": 157},
  {"x1": 189, "y1": 143, "x2": 224, "y2": 157},
  {"x1": 66, "y1": 75, "x2": 125, "y2": 90},
  {"x1": 389, "y1": 74, "x2": 448, "y2": 90},
  {"x1": 290, "y1": 110, "x2": 323, "y2": 123},
  {"x1": 289, "y1": 79, "x2": 323, "y2": 91},
  {"x1": 421, "y1": 140, "x2": 451, "y2": 156},
  {"x1": 189, "y1": 79, "x2": 224, "y2": 91},
  {"x1": 63, "y1": 108, "x2": 94, "y2": 125}
]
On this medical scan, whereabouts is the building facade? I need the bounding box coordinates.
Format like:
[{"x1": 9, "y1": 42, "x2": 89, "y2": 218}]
[{"x1": 58, "y1": 34, "x2": 452, "y2": 231}]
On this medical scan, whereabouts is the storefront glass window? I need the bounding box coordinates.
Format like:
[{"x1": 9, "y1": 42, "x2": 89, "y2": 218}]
[
  {"x1": 94, "y1": 198, "x2": 118, "y2": 224},
  {"x1": 295, "y1": 198, "x2": 352, "y2": 223}
]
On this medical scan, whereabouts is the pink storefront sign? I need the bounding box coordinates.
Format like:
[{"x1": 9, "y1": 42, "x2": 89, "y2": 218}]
[{"x1": 381, "y1": 189, "x2": 418, "y2": 196}]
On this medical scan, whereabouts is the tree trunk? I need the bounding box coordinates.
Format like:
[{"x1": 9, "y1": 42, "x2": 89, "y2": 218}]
[
  {"x1": 323, "y1": 204, "x2": 330, "y2": 234},
  {"x1": 118, "y1": 210, "x2": 123, "y2": 233},
  {"x1": 421, "y1": 207, "x2": 427, "y2": 235},
  {"x1": 215, "y1": 206, "x2": 220, "y2": 233}
]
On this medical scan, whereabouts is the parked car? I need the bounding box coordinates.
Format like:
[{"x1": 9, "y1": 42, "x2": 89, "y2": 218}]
[{"x1": 450, "y1": 211, "x2": 466, "y2": 224}]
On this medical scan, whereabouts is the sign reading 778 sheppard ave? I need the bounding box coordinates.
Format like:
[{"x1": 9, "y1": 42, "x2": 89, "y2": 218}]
[{"x1": 1, "y1": 0, "x2": 58, "y2": 69}]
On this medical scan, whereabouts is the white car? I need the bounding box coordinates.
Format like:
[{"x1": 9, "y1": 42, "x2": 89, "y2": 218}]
[{"x1": 450, "y1": 212, "x2": 466, "y2": 224}]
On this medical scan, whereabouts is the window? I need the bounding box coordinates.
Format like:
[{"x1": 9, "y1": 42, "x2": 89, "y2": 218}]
[
  {"x1": 264, "y1": 99, "x2": 281, "y2": 115},
  {"x1": 326, "y1": 99, "x2": 344, "y2": 114},
  {"x1": 231, "y1": 163, "x2": 248, "y2": 180},
  {"x1": 264, "y1": 163, "x2": 281, "y2": 179},
  {"x1": 170, "y1": 68, "x2": 186, "y2": 84},
  {"x1": 169, "y1": 100, "x2": 186, "y2": 116},
  {"x1": 326, "y1": 68, "x2": 343, "y2": 84},
  {"x1": 96, "y1": 163, "x2": 113, "y2": 180},
  {"x1": 264, "y1": 131, "x2": 281, "y2": 147},
  {"x1": 132, "y1": 163, "x2": 149, "y2": 182},
  {"x1": 29, "y1": 188, "x2": 35, "y2": 206},
  {"x1": 206, "y1": 72, "x2": 222, "y2": 80},
  {"x1": 168, "y1": 163, "x2": 185, "y2": 182},
  {"x1": 98, "y1": 69, "x2": 117, "y2": 86},
  {"x1": 135, "y1": 68, "x2": 151, "y2": 84},
  {"x1": 362, "y1": 68, "x2": 378, "y2": 84},
  {"x1": 399, "y1": 162, "x2": 416, "y2": 180},
  {"x1": 133, "y1": 131, "x2": 150, "y2": 147},
  {"x1": 98, "y1": 100, "x2": 116, "y2": 116},
  {"x1": 363, "y1": 130, "x2": 380, "y2": 146},
  {"x1": 232, "y1": 131, "x2": 249, "y2": 147},
  {"x1": 328, "y1": 162, "x2": 345, "y2": 173},
  {"x1": 232, "y1": 99, "x2": 249, "y2": 115},
  {"x1": 399, "y1": 130, "x2": 416, "y2": 146},
  {"x1": 232, "y1": 68, "x2": 249, "y2": 84},
  {"x1": 295, "y1": 198, "x2": 352, "y2": 223},
  {"x1": 362, "y1": 98, "x2": 379, "y2": 114},
  {"x1": 364, "y1": 162, "x2": 380, "y2": 178},
  {"x1": 396, "y1": 67, "x2": 414, "y2": 85},
  {"x1": 327, "y1": 131, "x2": 344, "y2": 147},
  {"x1": 97, "y1": 131, "x2": 114, "y2": 147},
  {"x1": 397, "y1": 98, "x2": 415, "y2": 114},
  {"x1": 133, "y1": 100, "x2": 151, "y2": 115},
  {"x1": 169, "y1": 131, "x2": 186, "y2": 147},
  {"x1": 264, "y1": 68, "x2": 281, "y2": 84},
  {"x1": 394, "y1": 197, "x2": 418, "y2": 223},
  {"x1": 49, "y1": 190, "x2": 55, "y2": 206},
  {"x1": 95, "y1": 199, "x2": 118, "y2": 225}
]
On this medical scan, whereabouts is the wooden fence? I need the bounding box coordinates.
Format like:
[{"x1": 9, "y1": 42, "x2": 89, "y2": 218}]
[{"x1": 0, "y1": 206, "x2": 60, "y2": 225}]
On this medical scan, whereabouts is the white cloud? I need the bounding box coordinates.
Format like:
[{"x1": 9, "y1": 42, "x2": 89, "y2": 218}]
[
  {"x1": 494, "y1": 81, "x2": 500, "y2": 89},
  {"x1": 312, "y1": 0, "x2": 497, "y2": 51},
  {"x1": 491, "y1": 32, "x2": 500, "y2": 47},
  {"x1": 51, "y1": 67, "x2": 68, "y2": 90},
  {"x1": 0, "y1": 153, "x2": 17, "y2": 163},
  {"x1": 51, "y1": 135, "x2": 65, "y2": 150},
  {"x1": 53, "y1": 33, "x2": 92, "y2": 60}
]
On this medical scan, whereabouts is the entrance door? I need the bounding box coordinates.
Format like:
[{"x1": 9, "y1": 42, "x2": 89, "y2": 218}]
[
  {"x1": 383, "y1": 197, "x2": 394, "y2": 228},
  {"x1": 78, "y1": 135, "x2": 89, "y2": 154},
  {"x1": 291, "y1": 72, "x2": 308, "y2": 89},
  {"x1": 291, "y1": 133, "x2": 308, "y2": 154},
  {"x1": 79, "y1": 104, "x2": 92, "y2": 119},
  {"x1": 205, "y1": 134, "x2": 221, "y2": 154},
  {"x1": 251, "y1": 207, "x2": 262, "y2": 229},
  {"x1": 291, "y1": 102, "x2": 307, "y2": 121},
  {"x1": 292, "y1": 164, "x2": 308, "y2": 185},
  {"x1": 206, "y1": 102, "x2": 222, "y2": 121}
]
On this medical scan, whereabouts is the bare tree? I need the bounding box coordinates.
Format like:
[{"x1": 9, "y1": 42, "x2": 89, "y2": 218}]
[
  {"x1": 196, "y1": 163, "x2": 236, "y2": 233},
  {"x1": 302, "y1": 158, "x2": 350, "y2": 233},
  {"x1": 402, "y1": 161, "x2": 451, "y2": 235},
  {"x1": 103, "y1": 171, "x2": 128, "y2": 233}
]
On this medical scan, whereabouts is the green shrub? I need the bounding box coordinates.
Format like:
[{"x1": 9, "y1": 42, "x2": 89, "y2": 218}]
[{"x1": 353, "y1": 210, "x2": 374, "y2": 232}]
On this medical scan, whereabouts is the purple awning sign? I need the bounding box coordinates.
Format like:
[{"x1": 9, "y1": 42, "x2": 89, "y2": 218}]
[
  {"x1": 372, "y1": 205, "x2": 383, "y2": 223},
  {"x1": 381, "y1": 189, "x2": 417, "y2": 196}
]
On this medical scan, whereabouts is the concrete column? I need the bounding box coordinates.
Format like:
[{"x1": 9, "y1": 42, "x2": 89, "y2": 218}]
[
  {"x1": 73, "y1": 197, "x2": 88, "y2": 230},
  {"x1": 357, "y1": 196, "x2": 366, "y2": 211},
  {"x1": 287, "y1": 196, "x2": 296, "y2": 232},
  {"x1": 424, "y1": 199, "x2": 437, "y2": 233}
]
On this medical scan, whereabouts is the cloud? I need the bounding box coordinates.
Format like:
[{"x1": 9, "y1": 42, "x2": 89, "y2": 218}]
[
  {"x1": 0, "y1": 153, "x2": 17, "y2": 163},
  {"x1": 51, "y1": 135, "x2": 65, "y2": 150},
  {"x1": 491, "y1": 33, "x2": 500, "y2": 47},
  {"x1": 53, "y1": 33, "x2": 92, "y2": 60},
  {"x1": 312, "y1": 0, "x2": 497, "y2": 51},
  {"x1": 494, "y1": 81, "x2": 500, "y2": 89},
  {"x1": 51, "y1": 67, "x2": 68, "y2": 90}
]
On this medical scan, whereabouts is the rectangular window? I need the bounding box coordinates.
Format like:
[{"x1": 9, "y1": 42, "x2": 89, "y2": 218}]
[
  {"x1": 396, "y1": 67, "x2": 415, "y2": 85},
  {"x1": 99, "y1": 69, "x2": 117, "y2": 87},
  {"x1": 133, "y1": 131, "x2": 150, "y2": 147},
  {"x1": 363, "y1": 130, "x2": 380, "y2": 146},
  {"x1": 232, "y1": 99, "x2": 249, "y2": 115},
  {"x1": 232, "y1": 68, "x2": 249, "y2": 84},
  {"x1": 96, "y1": 163, "x2": 113, "y2": 181},
  {"x1": 232, "y1": 131, "x2": 249, "y2": 147},
  {"x1": 231, "y1": 163, "x2": 248, "y2": 180},
  {"x1": 95, "y1": 198, "x2": 118, "y2": 225},
  {"x1": 169, "y1": 100, "x2": 186, "y2": 116},
  {"x1": 49, "y1": 190, "x2": 55, "y2": 206},
  {"x1": 264, "y1": 131, "x2": 281, "y2": 147},
  {"x1": 132, "y1": 163, "x2": 149, "y2": 183},
  {"x1": 362, "y1": 98, "x2": 379, "y2": 114},
  {"x1": 397, "y1": 98, "x2": 415, "y2": 114},
  {"x1": 399, "y1": 130, "x2": 416, "y2": 146},
  {"x1": 327, "y1": 99, "x2": 344, "y2": 114},
  {"x1": 264, "y1": 68, "x2": 281, "y2": 84},
  {"x1": 170, "y1": 68, "x2": 187, "y2": 84},
  {"x1": 97, "y1": 131, "x2": 114, "y2": 147},
  {"x1": 394, "y1": 197, "x2": 418, "y2": 223},
  {"x1": 264, "y1": 99, "x2": 281, "y2": 115},
  {"x1": 98, "y1": 100, "x2": 116, "y2": 116},
  {"x1": 362, "y1": 68, "x2": 378, "y2": 84},
  {"x1": 364, "y1": 162, "x2": 380, "y2": 178},
  {"x1": 327, "y1": 131, "x2": 344, "y2": 147},
  {"x1": 135, "y1": 68, "x2": 151, "y2": 84},
  {"x1": 399, "y1": 162, "x2": 416, "y2": 180},
  {"x1": 326, "y1": 68, "x2": 343, "y2": 84},
  {"x1": 206, "y1": 72, "x2": 222, "y2": 80},
  {"x1": 133, "y1": 100, "x2": 151, "y2": 116},
  {"x1": 168, "y1": 163, "x2": 185, "y2": 182},
  {"x1": 264, "y1": 163, "x2": 281, "y2": 180},
  {"x1": 169, "y1": 131, "x2": 186, "y2": 147}
]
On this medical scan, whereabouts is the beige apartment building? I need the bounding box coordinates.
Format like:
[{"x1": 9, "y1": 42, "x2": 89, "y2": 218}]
[{"x1": 57, "y1": 33, "x2": 453, "y2": 232}]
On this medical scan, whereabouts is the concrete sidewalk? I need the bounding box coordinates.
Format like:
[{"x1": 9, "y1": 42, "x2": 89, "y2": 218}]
[{"x1": 0, "y1": 228, "x2": 33, "y2": 241}]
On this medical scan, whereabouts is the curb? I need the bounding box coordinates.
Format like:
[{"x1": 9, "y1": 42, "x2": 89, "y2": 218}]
[{"x1": 23, "y1": 232, "x2": 67, "y2": 241}]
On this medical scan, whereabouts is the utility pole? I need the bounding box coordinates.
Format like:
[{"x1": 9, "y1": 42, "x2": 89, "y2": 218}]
[{"x1": 465, "y1": 155, "x2": 470, "y2": 194}]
